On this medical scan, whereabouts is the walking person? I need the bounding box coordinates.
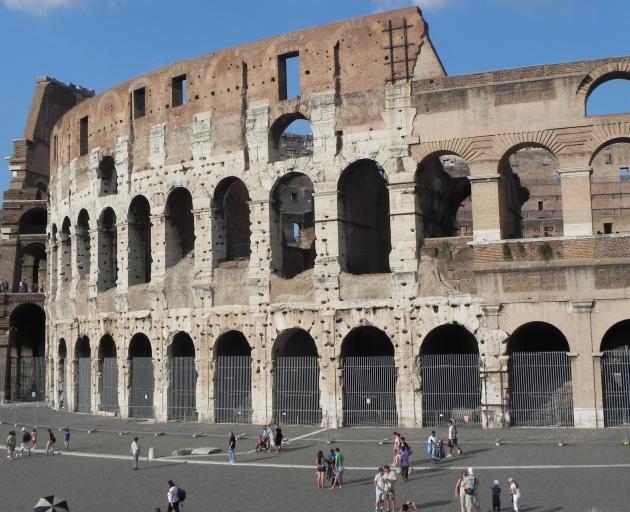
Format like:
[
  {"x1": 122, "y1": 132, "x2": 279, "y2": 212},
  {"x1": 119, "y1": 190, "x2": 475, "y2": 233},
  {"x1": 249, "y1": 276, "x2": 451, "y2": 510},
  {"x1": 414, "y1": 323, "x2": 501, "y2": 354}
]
[
  {"x1": 463, "y1": 467, "x2": 481, "y2": 512},
  {"x1": 166, "y1": 480, "x2": 180, "y2": 512},
  {"x1": 30, "y1": 427, "x2": 38, "y2": 450},
  {"x1": 392, "y1": 431, "x2": 401, "y2": 466},
  {"x1": 330, "y1": 447, "x2": 345, "y2": 489},
  {"x1": 491, "y1": 479, "x2": 502, "y2": 511},
  {"x1": 20, "y1": 427, "x2": 32, "y2": 457},
  {"x1": 454, "y1": 470, "x2": 468, "y2": 512},
  {"x1": 374, "y1": 466, "x2": 386, "y2": 512},
  {"x1": 63, "y1": 427, "x2": 71, "y2": 450},
  {"x1": 130, "y1": 437, "x2": 140, "y2": 470},
  {"x1": 508, "y1": 477, "x2": 521, "y2": 511},
  {"x1": 45, "y1": 428, "x2": 56, "y2": 455},
  {"x1": 316, "y1": 450, "x2": 327, "y2": 488},
  {"x1": 399, "y1": 445, "x2": 410, "y2": 482},
  {"x1": 267, "y1": 424, "x2": 276, "y2": 453},
  {"x1": 228, "y1": 431, "x2": 236, "y2": 464},
  {"x1": 383, "y1": 464, "x2": 397, "y2": 512},
  {"x1": 448, "y1": 419, "x2": 463, "y2": 456},
  {"x1": 5, "y1": 430, "x2": 16, "y2": 461},
  {"x1": 273, "y1": 426, "x2": 283, "y2": 453}
]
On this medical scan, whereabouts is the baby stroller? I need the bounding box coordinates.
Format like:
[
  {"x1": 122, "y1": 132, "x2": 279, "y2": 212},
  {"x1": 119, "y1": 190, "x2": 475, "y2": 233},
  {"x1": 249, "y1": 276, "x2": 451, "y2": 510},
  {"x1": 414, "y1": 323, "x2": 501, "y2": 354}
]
[
  {"x1": 429, "y1": 440, "x2": 444, "y2": 464},
  {"x1": 255, "y1": 434, "x2": 269, "y2": 452}
]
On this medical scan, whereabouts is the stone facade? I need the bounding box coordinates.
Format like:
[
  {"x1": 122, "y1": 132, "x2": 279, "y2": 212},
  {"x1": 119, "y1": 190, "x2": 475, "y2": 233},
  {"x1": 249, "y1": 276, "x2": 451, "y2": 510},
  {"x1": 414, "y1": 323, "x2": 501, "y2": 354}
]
[{"x1": 42, "y1": 8, "x2": 630, "y2": 427}]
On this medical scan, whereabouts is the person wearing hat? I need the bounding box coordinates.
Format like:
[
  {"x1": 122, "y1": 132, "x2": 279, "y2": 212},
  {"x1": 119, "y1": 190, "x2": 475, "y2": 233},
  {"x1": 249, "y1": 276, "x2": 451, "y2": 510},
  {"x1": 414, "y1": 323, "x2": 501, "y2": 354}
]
[
  {"x1": 20, "y1": 427, "x2": 32, "y2": 457},
  {"x1": 508, "y1": 477, "x2": 521, "y2": 511},
  {"x1": 463, "y1": 467, "x2": 480, "y2": 512},
  {"x1": 491, "y1": 479, "x2": 502, "y2": 511}
]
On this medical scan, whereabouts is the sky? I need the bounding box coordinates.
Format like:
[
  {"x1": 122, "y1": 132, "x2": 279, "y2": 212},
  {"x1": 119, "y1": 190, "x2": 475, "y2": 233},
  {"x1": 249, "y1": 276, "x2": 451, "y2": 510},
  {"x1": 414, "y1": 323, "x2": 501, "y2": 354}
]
[{"x1": 0, "y1": 0, "x2": 629, "y2": 194}]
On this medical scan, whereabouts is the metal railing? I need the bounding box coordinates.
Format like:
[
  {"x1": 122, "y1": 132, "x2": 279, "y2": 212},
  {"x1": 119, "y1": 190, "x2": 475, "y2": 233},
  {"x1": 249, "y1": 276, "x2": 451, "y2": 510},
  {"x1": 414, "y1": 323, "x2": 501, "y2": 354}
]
[
  {"x1": 602, "y1": 350, "x2": 630, "y2": 427},
  {"x1": 274, "y1": 356, "x2": 321, "y2": 425},
  {"x1": 215, "y1": 355, "x2": 252, "y2": 424}
]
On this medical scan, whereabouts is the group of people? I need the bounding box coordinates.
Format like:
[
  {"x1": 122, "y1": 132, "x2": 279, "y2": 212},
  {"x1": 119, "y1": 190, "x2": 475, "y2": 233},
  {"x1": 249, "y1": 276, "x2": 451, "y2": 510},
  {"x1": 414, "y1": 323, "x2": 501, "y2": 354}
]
[
  {"x1": 0, "y1": 279, "x2": 42, "y2": 293},
  {"x1": 254, "y1": 423, "x2": 284, "y2": 454},
  {"x1": 5, "y1": 426, "x2": 70, "y2": 460},
  {"x1": 455, "y1": 468, "x2": 522, "y2": 512},
  {"x1": 315, "y1": 447, "x2": 345, "y2": 489},
  {"x1": 427, "y1": 419, "x2": 464, "y2": 463}
]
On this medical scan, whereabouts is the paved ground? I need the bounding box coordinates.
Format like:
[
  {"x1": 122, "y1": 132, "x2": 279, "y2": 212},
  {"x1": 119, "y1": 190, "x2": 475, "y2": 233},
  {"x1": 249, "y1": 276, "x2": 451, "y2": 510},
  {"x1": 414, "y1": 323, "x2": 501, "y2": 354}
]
[{"x1": 1, "y1": 404, "x2": 629, "y2": 511}]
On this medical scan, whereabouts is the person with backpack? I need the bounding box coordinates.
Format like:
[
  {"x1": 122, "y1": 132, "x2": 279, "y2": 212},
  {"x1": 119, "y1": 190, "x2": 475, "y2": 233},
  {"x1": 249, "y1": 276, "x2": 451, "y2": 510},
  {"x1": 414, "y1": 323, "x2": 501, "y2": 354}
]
[
  {"x1": 507, "y1": 477, "x2": 521, "y2": 511},
  {"x1": 463, "y1": 467, "x2": 481, "y2": 512},
  {"x1": 166, "y1": 480, "x2": 185, "y2": 512},
  {"x1": 45, "y1": 428, "x2": 56, "y2": 455},
  {"x1": 454, "y1": 470, "x2": 468, "y2": 512},
  {"x1": 20, "y1": 427, "x2": 32, "y2": 457}
]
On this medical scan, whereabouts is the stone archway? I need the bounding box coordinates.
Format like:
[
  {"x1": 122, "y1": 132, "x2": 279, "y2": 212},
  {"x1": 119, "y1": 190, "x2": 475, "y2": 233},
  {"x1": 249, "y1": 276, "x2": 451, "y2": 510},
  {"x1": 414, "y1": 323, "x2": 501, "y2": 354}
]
[{"x1": 214, "y1": 331, "x2": 252, "y2": 423}]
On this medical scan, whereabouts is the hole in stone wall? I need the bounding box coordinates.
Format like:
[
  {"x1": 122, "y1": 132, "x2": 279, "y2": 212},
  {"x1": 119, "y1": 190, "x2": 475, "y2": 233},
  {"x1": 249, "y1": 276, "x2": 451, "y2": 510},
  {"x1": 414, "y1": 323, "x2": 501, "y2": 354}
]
[
  {"x1": 133, "y1": 87, "x2": 146, "y2": 119},
  {"x1": 165, "y1": 188, "x2": 195, "y2": 268},
  {"x1": 97, "y1": 207, "x2": 118, "y2": 292},
  {"x1": 172, "y1": 74, "x2": 187, "y2": 107},
  {"x1": 97, "y1": 156, "x2": 117, "y2": 196},
  {"x1": 278, "y1": 52, "x2": 300, "y2": 100},
  {"x1": 213, "y1": 177, "x2": 251, "y2": 264},
  {"x1": 79, "y1": 116, "x2": 89, "y2": 156},
  {"x1": 76, "y1": 209, "x2": 91, "y2": 277},
  {"x1": 128, "y1": 195, "x2": 152, "y2": 285},
  {"x1": 269, "y1": 114, "x2": 313, "y2": 162}
]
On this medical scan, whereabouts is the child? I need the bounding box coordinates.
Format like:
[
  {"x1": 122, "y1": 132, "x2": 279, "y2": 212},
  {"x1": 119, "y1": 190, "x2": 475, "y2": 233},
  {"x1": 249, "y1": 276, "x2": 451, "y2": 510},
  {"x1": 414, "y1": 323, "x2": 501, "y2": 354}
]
[
  {"x1": 30, "y1": 427, "x2": 38, "y2": 450},
  {"x1": 492, "y1": 479, "x2": 501, "y2": 511},
  {"x1": 63, "y1": 428, "x2": 71, "y2": 450}
]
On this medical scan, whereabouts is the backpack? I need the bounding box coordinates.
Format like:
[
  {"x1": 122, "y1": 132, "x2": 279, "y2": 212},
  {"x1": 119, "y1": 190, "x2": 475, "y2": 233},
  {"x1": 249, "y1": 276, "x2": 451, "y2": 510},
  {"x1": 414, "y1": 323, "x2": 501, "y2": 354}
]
[
  {"x1": 178, "y1": 488, "x2": 186, "y2": 502},
  {"x1": 464, "y1": 476, "x2": 477, "y2": 496}
]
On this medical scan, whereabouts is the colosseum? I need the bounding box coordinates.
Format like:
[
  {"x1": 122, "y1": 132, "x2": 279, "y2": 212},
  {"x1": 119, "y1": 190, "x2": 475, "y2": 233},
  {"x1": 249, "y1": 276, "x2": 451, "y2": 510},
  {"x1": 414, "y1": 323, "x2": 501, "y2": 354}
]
[{"x1": 21, "y1": 7, "x2": 630, "y2": 428}]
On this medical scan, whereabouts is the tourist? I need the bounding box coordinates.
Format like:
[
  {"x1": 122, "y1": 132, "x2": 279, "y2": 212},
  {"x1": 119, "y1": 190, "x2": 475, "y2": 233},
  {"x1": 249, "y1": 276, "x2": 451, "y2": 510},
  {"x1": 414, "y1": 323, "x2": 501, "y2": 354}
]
[
  {"x1": 45, "y1": 428, "x2": 56, "y2": 455},
  {"x1": 267, "y1": 424, "x2": 276, "y2": 453},
  {"x1": 30, "y1": 427, "x2": 38, "y2": 450},
  {"x1": 399, "y1": 445, "x2": 410, "y2": 482},
  {"x1": 228, "y1": 431, "x2": 236, "y2": 463},
  {"x1": 383, "y1": 464, "x2": 397, "y2": 512},
  {"x1": 392, "y1": 431, "x2": 401, "y2": 465},
  {"x1": 326, "y1": 448, "x2": 336, "y2": 482},
  {"x1": 374, "y1": 466, "x2": 385, "y2": 512},
  {"x1": 166, "y1": 480, "x2": 181, "y2": 512},
  {"x1": 5, "y1": 430, "x2": 16, "y2": 461},
  {"x1": 331, "y1": 447, "x2": 345, "y2": 489},
  {"x1": 448, "y1": 419, "x2": 463, "y2": 456},
  {"x1": 63, "y1": 427, "x2": 71, "y2": 449},
  {"x1": 491, "y1": 479, "x2": 502, "y2": 511},
  {"x1": 316, "y1": 450, "x2": 326, "y2": 488},
  {"x1": 130, "y1": 436, "x2": 140, "y2": 470},
  {"x1": 508, "y1": 477, "x2": 521, "y2": 511},
  {"x1": 454, "y1": 470, "x2": 468, "y2": 512},
  {"x1": 273, "y1": 426, "x2": 283, "y2": 453},
  {"x1": 20, "y1": 426, "x2": 32, "y2": 457},
  {"x1": 463, "y1": 467, "x2": 480, "y2": 512}
]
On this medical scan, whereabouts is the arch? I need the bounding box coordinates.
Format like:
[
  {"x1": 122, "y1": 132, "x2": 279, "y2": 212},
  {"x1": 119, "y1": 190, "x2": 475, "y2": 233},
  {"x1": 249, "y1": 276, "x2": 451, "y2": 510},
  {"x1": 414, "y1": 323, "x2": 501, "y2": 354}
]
[
  {"x1": 338, "y1": 159, "x2": 391, "y2": 274},
  {"x1": 128, "y1": 195, "x2": 152, "y2": 285},
  {"x1": 75, "y1": 335, "x2": 91, "y2": 413},
  {"x1": 419, "y1": 324, "x2": 481, "y2": 427},
  {"x1": 415, "y1": 152, "x2": 472, "y2": 238},
  {"x1": 98, "y1": 334, "x2": 119, "y2": 413},
  {"x1": 167, "y1": 332, "x2": 197, "y2": 420},
  {"x1": 214, "y1": 331, "x2": 253, "y2": 423},
  {"x1": 19, "y1": 207, "x2": 47, "y2": 235},
  {"x1": 58, "y1": 338, "x2": 67, "y2": 359},
  {"x1": 586, "y1": 78, "x2": 630, "y2": 117},
  {"x1": 75, "y1": 209, "x2": 91, "y2": 277},
  {"x1": 340, "y1": 326, "x2": 394, "y2": 357},
  {"x1": 97, "y1": 156, "x2": 117, "y2": 196},
  {"x1": 600, "y1": 320, "x2": 630, "y2": 427},
  {"x1": 507, "y1": 321, "x2": 570, "y2": 353},
  {"x1": 16, "y1": 242, "x2": 46, "y2": 291},
  {"x1": 601, "y1": 320, "x2": 630, "y2": 352},
  {"x1": 60, "y1": 217, "x2": 72, "y2": 285},
  {"x1": 212, "y1": 177, "x2": 251, "y2": 264},
  {"x1": 128, "y1": 333, "x2": 154, "y2": 418},
  {"x1": 269, "y1": 113, "x2": 313, "y2": 162},
  {"x1": 75, "y1": 335, "x2": 91, "y2": 359},
  {"x1": 576, "y1": 60, "x2": 630, "y2": 101},
  {"x1": 272, "y1": 328, "x2": 321, "y2": 424},
  {"x1": 165, "y1": 187, "x2": 195, "y2": 268},
  {"x1": 97, "y1": 208, "x2": 118, "y2": 292},
  {"x1": 270, "y1": 172, "x2": 315, "y2": 278},
  {"x1": 49, "y1": 224, "x2": 58, "y2": 295}
]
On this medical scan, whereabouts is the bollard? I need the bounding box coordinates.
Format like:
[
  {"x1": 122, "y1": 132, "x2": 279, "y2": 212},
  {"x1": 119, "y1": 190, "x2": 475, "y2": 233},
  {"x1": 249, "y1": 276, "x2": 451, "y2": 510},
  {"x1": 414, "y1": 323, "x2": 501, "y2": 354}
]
[{"x1": 148, "y1": 446, "x2": 155, "y2": 460}]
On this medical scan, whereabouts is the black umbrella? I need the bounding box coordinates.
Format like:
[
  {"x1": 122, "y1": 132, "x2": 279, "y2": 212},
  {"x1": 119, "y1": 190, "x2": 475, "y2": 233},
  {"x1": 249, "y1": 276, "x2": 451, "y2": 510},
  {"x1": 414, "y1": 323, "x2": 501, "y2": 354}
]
[{"x1": 33, "y1": 496, "x2": 70, "y2": 512}]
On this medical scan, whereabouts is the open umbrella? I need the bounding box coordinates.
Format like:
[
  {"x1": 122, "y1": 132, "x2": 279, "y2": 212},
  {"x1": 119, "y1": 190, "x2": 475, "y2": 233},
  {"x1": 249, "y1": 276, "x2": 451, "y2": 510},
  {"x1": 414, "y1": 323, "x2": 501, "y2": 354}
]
[{"x1": 33, "y1": 496, "x2": 70, "y2": 512}]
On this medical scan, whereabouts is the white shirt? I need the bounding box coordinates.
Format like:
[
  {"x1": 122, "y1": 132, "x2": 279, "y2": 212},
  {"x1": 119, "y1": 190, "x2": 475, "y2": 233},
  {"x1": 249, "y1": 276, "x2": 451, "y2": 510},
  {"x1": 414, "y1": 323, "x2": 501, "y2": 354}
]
[
  {"x1": 448, "y1": 424, "x2": 457, "y2": 439},
  {"x1": 167, "y1": 485, "x2": 179, "y2": 503},
  {"x1": 374, "y1": 473, "x2": 385, "y2": 491},
  {"x1": 384, "y1": 470, "x2": 397, "y2": 491},
  {"x1": 428, "y1": 434, "x2": 437, "y2": 445},
  {"x1": 510, "y1": 482, "x2": 521, "y2": 499},
  {"x1": 131, "y1": 440, "x2": 140, "y2": 456}
]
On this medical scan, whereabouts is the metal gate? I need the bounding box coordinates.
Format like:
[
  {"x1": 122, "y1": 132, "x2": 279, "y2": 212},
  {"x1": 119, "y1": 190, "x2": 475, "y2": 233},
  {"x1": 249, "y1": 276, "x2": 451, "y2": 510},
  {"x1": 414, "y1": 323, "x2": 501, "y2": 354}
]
[
  {"x1": 602, "y1": 350, "x2": 630, "y2": 427},
  {"x1": 215, "y1": 355, "x2": 252, "y2": 423},
  {"x1": 342, "y1": 356, "x2": 398, "y2": 427},
  {"x1": 9, "y1": 357, "x2": 45, "y2": 401},
  {"x1": 421, "y1": 353, "x2": 482, "y2": 427},
  {"x1": 77, "y1": 357, "x2": 91, "y2": 413},
  {"x1": 99, "y1": 357, "x2": 119, "y2": 413},
  {"x1": 509, "y1": 351, "x2": 574, "y2": 427},
  {"x1": 274, "y1": 356, "x2": 321, "y2": 425},
  {"x1": 168, "y1": 357, "x2": 196, "y2": 420},
  {"x1": 130, "y1": 357, "x2": 154, "y2": 418}
]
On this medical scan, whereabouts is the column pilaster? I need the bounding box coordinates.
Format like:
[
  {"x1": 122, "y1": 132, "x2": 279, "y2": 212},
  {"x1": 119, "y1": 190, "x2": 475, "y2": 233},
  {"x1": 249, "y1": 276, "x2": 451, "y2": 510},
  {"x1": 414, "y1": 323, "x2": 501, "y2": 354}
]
[{"x1": 558, "y1": 167, "x2": 593, "y2": 237}]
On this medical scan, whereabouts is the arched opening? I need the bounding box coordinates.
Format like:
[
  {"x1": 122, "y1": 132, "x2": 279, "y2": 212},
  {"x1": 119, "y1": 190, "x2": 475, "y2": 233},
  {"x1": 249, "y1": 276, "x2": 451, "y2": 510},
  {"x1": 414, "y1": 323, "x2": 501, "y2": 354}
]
[
  {"x1": 270, "y1": 172, "x2": 315, "y2": 278},
  {"x1": 167, "y1": 332, "x2": 197, "y2": 420},
  {"x1": 273, "y1": 328, "x2": 321, "y2": 425},
  {"x1": 600, "y1": 320, "x2": 630, "y2": 426},
  {"x1": 586, "y1": 77, "x2": 630, "y2": 117},
  {"x1": 420, "y1": 324, "x2": 481, "y2": 427},
  {"x1": 338, "y1": 160, "x2": 391, "y2": 274},
  {"x1": 97, "y1": 156, "x2": 117, "y2": 196},
  {"x1": 214, "y1": 331, "x2": 252, "y2": 423},
  {"x1": 128, "y1": 333, "x2": 154, "y2": 418},
  {"x1": 16, "y1": 243, "x2": 46, "y2": 292},
  {"x1": 75, "y1": 335, "x2": 91, "y2": 413},
  {"x1": 165, "y1": 187, "x2": 195, "y2": 268},
  {"x1": 35, "y1": 182, "x2": 47, "y2": 201},
  {"x1": 340, "y1": 326, "x2": 397, "y2": 426},
  {"x1": 590, "y1": 139, "x2": 630, "y2": 235},
  {"x1": 416, "y1": 154, "x2": 472, "y2": 238},
  {"x1": 75, "y1": 209, "x2": 90, "y2": 278},
  {"x1": 128, "y1": 195, "x2": 152, "y2": 285},
  {"x1": 497, "y1": 148, "x2": 537, "y2": 239},
  {"x1": 4, "y1": 304, "x2": 45, "y2": 401},
  {"x1": 19, "y1": 208, "x2": 46, "y2": 235},
  {"x1": 507, "y1": 322, "x2": 573, "y2": 426},
  {"x1": 97, "y1": 335, "x2": 118, "y2": 413},
  {"x1": 50, "y1": 225, "x2": 58, "y2": 295},
  {"x1": 97, "y1": 208, "x2": 117, "y2": 292},
  {"x1": 60, "y1": 217, "x2": 72, "y2": 286},
  {"x1": 58, "y1": 339, "x2": 67, "y2": 410},
  {"x1": 212, "y1": 177, "x2": 251, "y2": 264},
  {"x1": 269, "y1": 114, "x2": 313, "y2": 162}
]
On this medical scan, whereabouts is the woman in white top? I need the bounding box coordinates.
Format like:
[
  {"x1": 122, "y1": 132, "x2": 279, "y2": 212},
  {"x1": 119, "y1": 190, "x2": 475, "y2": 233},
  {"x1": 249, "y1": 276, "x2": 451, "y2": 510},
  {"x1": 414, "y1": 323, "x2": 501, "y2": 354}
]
[{"x1": 508, "y1": 477, "x2": 522, "y2": 511}]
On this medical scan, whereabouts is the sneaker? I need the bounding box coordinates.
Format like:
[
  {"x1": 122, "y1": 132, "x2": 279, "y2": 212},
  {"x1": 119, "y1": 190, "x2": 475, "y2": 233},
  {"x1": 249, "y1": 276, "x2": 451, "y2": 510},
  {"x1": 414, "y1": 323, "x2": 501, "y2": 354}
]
[
  {"x1": 447, "y1": 454, "x2": 452, "y2": 457},
  {"x1": 458, "y1": 449, "x2": 463, "y2": 455}
]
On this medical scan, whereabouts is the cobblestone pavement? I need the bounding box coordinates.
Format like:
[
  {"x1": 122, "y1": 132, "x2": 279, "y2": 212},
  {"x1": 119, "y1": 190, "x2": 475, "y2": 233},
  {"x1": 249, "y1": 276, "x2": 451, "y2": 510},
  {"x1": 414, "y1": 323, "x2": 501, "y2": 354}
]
[{"x1": 1, "y1": 404, "x2": 629, "y2": 511}]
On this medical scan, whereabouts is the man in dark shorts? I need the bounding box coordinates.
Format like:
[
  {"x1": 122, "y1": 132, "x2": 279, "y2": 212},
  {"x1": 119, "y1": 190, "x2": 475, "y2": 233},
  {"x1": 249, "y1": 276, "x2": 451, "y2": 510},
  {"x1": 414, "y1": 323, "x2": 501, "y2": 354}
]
[{"x1": 448, "y1": 419, "x2": 463, "y2": 456}]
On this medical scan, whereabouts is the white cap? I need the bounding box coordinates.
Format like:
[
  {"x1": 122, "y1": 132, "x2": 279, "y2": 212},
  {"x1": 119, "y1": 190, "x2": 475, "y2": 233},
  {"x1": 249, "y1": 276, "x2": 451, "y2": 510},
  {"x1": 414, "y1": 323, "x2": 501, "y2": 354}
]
[
  {"x1": 468, "y1": 467, "x2": 474, "y2": 475},
  {"x1": 494, "y1": 480, "x2": 500, "y2": 485}
]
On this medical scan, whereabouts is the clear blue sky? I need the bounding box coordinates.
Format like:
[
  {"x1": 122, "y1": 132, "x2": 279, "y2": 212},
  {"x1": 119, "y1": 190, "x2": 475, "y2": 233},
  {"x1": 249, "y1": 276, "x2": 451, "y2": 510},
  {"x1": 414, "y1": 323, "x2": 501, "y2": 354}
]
[{"x1": 1, "y1": 0, "x2": 629, "y2": 194}]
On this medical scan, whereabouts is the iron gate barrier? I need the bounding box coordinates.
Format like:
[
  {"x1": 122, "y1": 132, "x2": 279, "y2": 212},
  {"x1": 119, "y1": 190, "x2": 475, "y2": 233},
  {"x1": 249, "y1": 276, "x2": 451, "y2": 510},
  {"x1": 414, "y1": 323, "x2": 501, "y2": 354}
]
[
  {"x1": 168, "y1": 357, "x2": 197, "y2": 420},
  {"x1": 215, "y1": 355, "x2": 252, "y2": 423},
  {"x1": 602, "y1": 350, "x2": 630, "y2": 427},
  {"x1": 509, "y1": 351, "x2": 574, "y2": 427},
  {"x1": 9, "y1": 357, "x2": 45, "y2": 401},
  {"x1": 77, "y1": 357, "x2": 91, "y2": 413},
  {"x1": 421, "y1": 353, "x2": 482, "y2": 427},
  {"x1": 130, "y1": 357, "x2": 154, "y2": 418},
  {"x1": 342, "y1": 356, "x2": 398, "y2": 427},
  {"x1": 274, "y1": 356, "x2": 321, "y2": 425},
  {"x1": 99, "y1": 357, "x2": 119, "y2": 413}
]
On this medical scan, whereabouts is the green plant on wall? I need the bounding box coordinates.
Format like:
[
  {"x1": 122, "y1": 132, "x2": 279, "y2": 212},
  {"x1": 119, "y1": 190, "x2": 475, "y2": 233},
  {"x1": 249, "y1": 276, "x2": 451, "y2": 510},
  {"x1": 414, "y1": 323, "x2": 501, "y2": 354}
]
[
  {"x1": 538, "y1": 243, "x2": 554, "y2": 261},
  {"x1": 438, "y1": 241, "x2": 452, "y2": 258},
  {"x1": 516, "y1": 241, "x2": 527, "y2": 257},
  {"x1": 503, "y1": 243, "x2": 513, "y2": 261}
]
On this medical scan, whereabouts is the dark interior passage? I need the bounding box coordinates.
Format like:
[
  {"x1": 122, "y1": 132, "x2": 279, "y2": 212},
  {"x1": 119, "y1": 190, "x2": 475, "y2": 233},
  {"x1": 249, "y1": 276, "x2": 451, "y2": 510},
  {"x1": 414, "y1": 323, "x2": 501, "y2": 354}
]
[
  {"x1": 128, "y1": 195, "x2": 152, "y2": 285},
  {"x1": 165, "y1": 188, "x2": 195, "y2": 268},
  {"x1": 213, "y1": 178, "x2": 251, "y2": 263}
]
